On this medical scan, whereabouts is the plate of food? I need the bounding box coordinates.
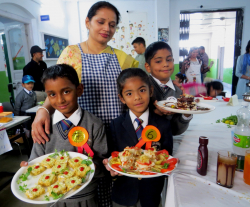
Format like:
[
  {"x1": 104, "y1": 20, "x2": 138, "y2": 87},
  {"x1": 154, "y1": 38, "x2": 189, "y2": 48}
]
[
  {"x1": 157, "y1": 94, "x2": 215, "y2": 114},
  {"x1": 108, "y1": 147, "x2": 178, "y2": 178},
  {"x1": 11, "y1": 150, "x2": 95, "y2": 204}
]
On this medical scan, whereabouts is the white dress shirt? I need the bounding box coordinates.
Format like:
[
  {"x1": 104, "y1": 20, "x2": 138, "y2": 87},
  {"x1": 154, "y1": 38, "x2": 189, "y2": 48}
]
[
  {"x1": 150, "y1": 75, "x2": 175, "y2": 91},
  {"x1": 53, "y1": 105, "x2": 82, "y2": 126},
  {"x1": 129, "y1": 108, "x2": 149, "y2": 130},
  {"x1": 23, "y1": 88, "x2": 33, "y2": 94}
]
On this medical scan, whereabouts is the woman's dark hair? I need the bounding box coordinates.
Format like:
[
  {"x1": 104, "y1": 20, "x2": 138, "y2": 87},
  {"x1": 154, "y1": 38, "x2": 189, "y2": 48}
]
[
  {"x1": 175, "y1": 72, "x2": 186, "y2": 83},
  {"x1": 87, "y1": 1, "x2": 120, "y2": 24},
  {"x1": 245, "y1": 40, "x2": 250, "y2": 54},
  {"x1": 205, "y1": 81, "x2": 224, "y2": 96},
  {"x1": 41, "y1": 64, "x2": 79, "y2": 88},
  {"x1": 117, "y1": 68, "x2": 155, "y2": 109},
  {"x1": 145, "y1": 41, "x2": 173, "y2": 64}
]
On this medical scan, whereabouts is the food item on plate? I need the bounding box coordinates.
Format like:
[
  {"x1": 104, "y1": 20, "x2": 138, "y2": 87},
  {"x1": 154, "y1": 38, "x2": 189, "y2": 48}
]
[
  {"x1": 109, "y1": 147, "x2": 177, "y2": 174},
  {"x1": 41, "y1": 157, "x2": 56, "y2": 168},
  {"x1": 25, "y1": 185, "x2": 45, "y2": 199},
  {"x1": 75, "y1": 164, "x2": 91, "y2": 178},
  {"x1": 58, "y1": 170, "x2": 75, "y2": 181},
  {"x1": 48, "y1": 182, "x2": 67, "y2": 196},
  {"x1": 65, "y1": 176, "x2": 82, "y2": 190},
  {"x1": 38, "y1": 173, "x2": 57, "y2": 186},
  {"x1": 55, "y1": 155, "x2": 69, "y2": 164},
  {"x1": 30, "y1": 164, "x2": 46, "y2": 176},
  {"x1": 68, "y1": 157, "x2": 83, "y2": 168},
  {"x1": 52, "y1": 163, "x2": 67, "y2": 173}
]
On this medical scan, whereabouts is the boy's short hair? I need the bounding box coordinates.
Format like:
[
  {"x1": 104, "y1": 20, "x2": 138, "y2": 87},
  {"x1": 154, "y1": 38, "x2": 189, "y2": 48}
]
[
  {"x1": 145, "y1": 41, "x2": 173, "y2": 64},
  {"x1": 41, "y1": 64, "x2": 79, "y2": 88},
  {"x1": 132, "y1": 37, "x2": 146, "y2": 47},
  {"x1": 199, "y1": 46, "x2": 205, "y2": 50}
]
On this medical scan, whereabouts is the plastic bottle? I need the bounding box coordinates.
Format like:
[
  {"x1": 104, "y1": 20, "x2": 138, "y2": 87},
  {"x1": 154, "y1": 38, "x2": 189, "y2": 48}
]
[
  {"x1": 197, "y1": 136, "x2": 209, "y2": 176},
  {"x1": 0, "y1": 103, "x2": 3, "y2": 113},
  {"x1": 233, "y1": 102, "x2": 250, "y2": 156}
]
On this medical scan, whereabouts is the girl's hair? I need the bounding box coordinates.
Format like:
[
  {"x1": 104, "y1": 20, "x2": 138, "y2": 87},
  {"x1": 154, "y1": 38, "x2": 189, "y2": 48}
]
[
  {"x1": 117, "y1": 68, "x2": 155, "y2": 109},
  {"x1": 145, "y1": 41, "x2": 173, "y2": 64},
  {"x1": 188, "y1": 47, "x2": 199, "y2": 57},
  {"x1": 245, "y1": 40, "x2": 250, "y2": 54},
  {"x1": 205, "y1": 81, "x2": 224, "y2": 96},
  {"x1": 41, "y1": 64, "x2": 79, "y2": 88},
  {"x1": 87, "y1": 1, "x2": 120, "y2": 24},
  {"x1": 175, "y1": 72, "x2": 186, "y2": 83}
]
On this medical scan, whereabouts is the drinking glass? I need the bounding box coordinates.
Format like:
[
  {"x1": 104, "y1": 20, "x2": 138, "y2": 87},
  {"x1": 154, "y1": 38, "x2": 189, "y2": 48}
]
[
  {"x1": 216, "y1": 151, "x2": 237, "y2": 188},
  {"x1": 243, "y1": 150, "x2": 250, "y2": 185}
]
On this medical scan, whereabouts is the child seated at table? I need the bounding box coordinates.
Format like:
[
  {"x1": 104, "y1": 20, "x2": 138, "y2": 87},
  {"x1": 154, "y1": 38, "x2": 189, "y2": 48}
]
[
  {"x1": 20, "y1": 64, "x2": 107, "y2": 207},
  {"x1": 14, "y1": 75, "x2": 37, "y2": 137},
  {"x1": 144, "y1": 41, "x2": 192, "y2": 135}
]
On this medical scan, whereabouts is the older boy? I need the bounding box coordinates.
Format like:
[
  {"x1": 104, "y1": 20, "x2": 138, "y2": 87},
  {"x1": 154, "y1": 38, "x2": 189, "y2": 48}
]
[{"x1": 145, "y1": 41, "x2": 192, "y2": 135}]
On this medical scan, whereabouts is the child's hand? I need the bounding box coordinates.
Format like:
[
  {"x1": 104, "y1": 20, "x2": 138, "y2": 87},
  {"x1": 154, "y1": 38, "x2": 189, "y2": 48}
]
[
  {"x1": 20, "y1": 161, "x2": 28, "y2": 167},
  {"x1": 154, "y1": 101, "x2": 175, "y2": 115},
  {"x1": 103, "y1": 159, "x2": 123, "y2": 177}
]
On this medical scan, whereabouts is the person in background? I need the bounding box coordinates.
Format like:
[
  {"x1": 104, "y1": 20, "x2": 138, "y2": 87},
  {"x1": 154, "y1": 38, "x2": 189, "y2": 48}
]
[
  {"x1": 20, "y1": 64, "x2": 107, "y2": 207},
  {"x1": 198, "y1": 46, "x2": 214, "y2": 82},
  {"x1": 175, "y1": 72, "x2": 186, "y2": 84},
  {"x1": 145, "y1": 41, "x2": 192, "y2": 136},
  {"x1": 23, "y1": 45, "x2": 47, "y2": 102},
  {"x1": 14, "y1": 75, "x2": 37, "y2": 137},
  {"x1": 132, "y1": 37, "x2": 148, "y2": 74},
  {"x1": 236, "y1": 40, "x2": 250, "y2": 99},
  {"x1": 181, "y1": 47, "x2": 209, "y2": 84}
]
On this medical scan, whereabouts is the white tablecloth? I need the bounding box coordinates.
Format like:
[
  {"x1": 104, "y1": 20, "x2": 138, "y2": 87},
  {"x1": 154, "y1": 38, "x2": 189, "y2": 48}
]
[{"x1": 165, "y1": 100, "x2": 250, "y2": 207}]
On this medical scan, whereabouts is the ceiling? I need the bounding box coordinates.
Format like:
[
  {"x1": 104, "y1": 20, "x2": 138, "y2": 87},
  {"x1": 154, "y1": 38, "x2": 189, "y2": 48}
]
[{"x1": 189, "y1": 11, "x2": 236, "y2": 34}]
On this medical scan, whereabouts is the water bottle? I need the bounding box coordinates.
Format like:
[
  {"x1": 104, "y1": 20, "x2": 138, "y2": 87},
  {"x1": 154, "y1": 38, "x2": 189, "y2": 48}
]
[{"x1": 233, "y1": 102, "x2": 250, "y2": 156}]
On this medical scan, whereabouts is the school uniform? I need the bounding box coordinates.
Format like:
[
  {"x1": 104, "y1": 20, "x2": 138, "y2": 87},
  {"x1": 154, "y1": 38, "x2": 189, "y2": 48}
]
[
  {"x1": 110, "y1": 109, "x2": 173, "y2": 207},
  {"x1": 149, "y1": 75, "x2": 192, "y2": 135},
  {"x1": 29, "y1": 106, "x2": 107, "y2": 207}
]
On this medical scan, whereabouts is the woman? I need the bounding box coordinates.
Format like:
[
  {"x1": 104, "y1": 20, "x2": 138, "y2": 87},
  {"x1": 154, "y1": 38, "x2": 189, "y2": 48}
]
[
  {"x1": 236, "y1": 40, "x2": 250, "y2": 99},
  {"x1": 181, "y1": 47, "x2": 209, "y2": 83},
  {"x1": 31, "y1": 1, "x2": 138, "y2": 207}
]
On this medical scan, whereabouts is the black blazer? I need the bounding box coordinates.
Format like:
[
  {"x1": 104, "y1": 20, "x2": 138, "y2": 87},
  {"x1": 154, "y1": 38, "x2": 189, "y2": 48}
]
[{"x1": 110, "y1": 110, "x2": 173, "y2": 207}]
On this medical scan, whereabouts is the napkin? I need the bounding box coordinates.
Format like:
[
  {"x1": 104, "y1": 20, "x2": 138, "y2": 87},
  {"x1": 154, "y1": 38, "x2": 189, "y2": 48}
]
[{"x1": 227, "y1": 94, "x2": 239, "y2": 106}]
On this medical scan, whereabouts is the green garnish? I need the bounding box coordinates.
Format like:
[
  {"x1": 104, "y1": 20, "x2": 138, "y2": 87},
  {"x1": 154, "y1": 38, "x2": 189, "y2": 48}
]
[
  {"x1": 19, "y1": 184, "x2": 28, "y2": 192},
  {"x1": 163, "y1": 163, "x2": 169, "y2": 169},
  {"x1": 81, "y1": 159, "x2": 92, "y2": 166},
  {"x1": 66, "y1": 151, "x2": 69, "y2": 156},
  {"x1": 87, "y1": 153, "x2": 93, "y2": 160},
  {"x1": 122, "y1": 168, "x2": 126, "y2": 173},
  {"x1": 165, "y1": 155, "x2": 169, "y2": 158},
  {"x1": 51, "y1": 191, "x2": 64, "y2": 200},
  {"x1": 60, "y1": 168, "x2": 65, "y2": 173},
  {"x1": 17, "y1": 167, "x2": 32, "y2": 184},
  {"x1": 49, "y1": 149, "x2": 59, "y2": 158},
  {"x1": 82, "y1": 177, "x2": 85, "y2": 183},
  {"x1": 86, "y1": 169, "x2": 95, "y2": 175},
  {"x1": 60, "y1": 150, "x2": 65, "y2": 155},
  {"x1": 227, "y1": 124, "x2": 231, "y2": 128},
  {"x1": 44, "y1": 195, "x2": 50, "y2": 201},
  {"x1": 216, "y1": 119, "x2": 220, "y2": 123}
]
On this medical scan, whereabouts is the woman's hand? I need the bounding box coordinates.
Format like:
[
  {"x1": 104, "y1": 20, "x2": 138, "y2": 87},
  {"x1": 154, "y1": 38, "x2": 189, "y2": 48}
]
[
  {"x1": 31, "y1": 108, "x2": 50, "y2": 144},
  {"x1": 20, "y1": 161, "x2": 28, "y2": 167},
  {"x1": 154, "y1": 100, "x2": 175, "y2": 116},
  {"x1": 103, "y1": 159, "x2": 123, "y2": 177}
]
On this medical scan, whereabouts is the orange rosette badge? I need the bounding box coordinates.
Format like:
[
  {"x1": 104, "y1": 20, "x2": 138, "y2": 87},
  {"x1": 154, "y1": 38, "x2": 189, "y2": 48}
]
[
  {"x1": 135, "y1": 125, "x2": 161, "y2": 149},
  {"x1": 68, "y1": 127, "x2": 94, "y2": 157}
]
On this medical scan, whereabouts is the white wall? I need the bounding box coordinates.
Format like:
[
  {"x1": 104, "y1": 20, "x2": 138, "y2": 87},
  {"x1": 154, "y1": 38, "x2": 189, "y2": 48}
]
[
  {"x1": 169, "y1": 0, "x2": 250, "y2": 64},
  {"x1": 65, "y1": 0, "x2": 157, "y2": 46}
]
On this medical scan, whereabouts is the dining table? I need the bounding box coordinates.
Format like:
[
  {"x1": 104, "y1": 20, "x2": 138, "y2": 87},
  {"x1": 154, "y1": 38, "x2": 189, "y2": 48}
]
[{"x1": 165, "y1": 99, "x2": 250, "y2": 207}]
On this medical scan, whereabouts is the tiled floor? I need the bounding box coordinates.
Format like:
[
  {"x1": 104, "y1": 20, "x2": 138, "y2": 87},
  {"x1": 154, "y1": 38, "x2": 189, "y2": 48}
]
[{"x1": 0, "y1": 143, "x2": 46, "y2": 207}]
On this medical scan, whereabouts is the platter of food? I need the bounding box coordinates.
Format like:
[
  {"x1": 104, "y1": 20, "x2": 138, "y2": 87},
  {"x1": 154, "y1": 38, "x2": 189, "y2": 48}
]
[
  {"x1": 11, "y1": 150, "x2": 95, "y2": 204},
  {"x1": 157, "y1": 94, "x2": 215, "y2": 114},
  {"x1": 108, "y1": 147, "x2": 178, "y2": 178}
]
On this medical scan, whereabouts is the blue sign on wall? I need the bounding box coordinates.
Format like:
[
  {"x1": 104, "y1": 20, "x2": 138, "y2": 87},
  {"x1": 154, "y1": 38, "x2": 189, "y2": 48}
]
[{"x1": 40, "y1": 15, "x2": 50, "y2": 21}]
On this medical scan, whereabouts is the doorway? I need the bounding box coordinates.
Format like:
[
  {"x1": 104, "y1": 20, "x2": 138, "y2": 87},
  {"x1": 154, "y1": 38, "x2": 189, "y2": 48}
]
[{"x1": 179, "y1": 9, "x2": 243, "y2": 97}]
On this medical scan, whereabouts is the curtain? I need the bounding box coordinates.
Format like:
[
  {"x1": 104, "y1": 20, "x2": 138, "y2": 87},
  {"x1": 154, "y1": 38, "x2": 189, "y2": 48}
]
[{"x1": 180, "y1": 13, "x2": 190, "y2": 41}]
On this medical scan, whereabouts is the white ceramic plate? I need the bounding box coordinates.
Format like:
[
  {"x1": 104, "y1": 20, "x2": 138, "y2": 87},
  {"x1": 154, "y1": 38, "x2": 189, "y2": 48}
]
[
  {"x1": 11, "y1": 152, "x2": 95, "y2": 204},
  {"x1": 108, "y1": 155, "x2": 178, "y2": 178},
  {"x1": 157, "y1": 101, "x2": 215, "y2": 114}
]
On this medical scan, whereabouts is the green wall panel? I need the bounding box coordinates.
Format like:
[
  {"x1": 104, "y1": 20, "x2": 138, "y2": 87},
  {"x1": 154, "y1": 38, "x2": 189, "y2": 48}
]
[
  {"x1": 171, "y1": 64, "x2": 180, "y2": 80},
  {"x1": 223, "y1": 68, "x2": 233, "y2": 84},
  {"x1": 0, "y1": 71, "x2": 10, "y2": 103},
  {"x1": 206, "y1": 59, "x2": 218, "y2": 79}
]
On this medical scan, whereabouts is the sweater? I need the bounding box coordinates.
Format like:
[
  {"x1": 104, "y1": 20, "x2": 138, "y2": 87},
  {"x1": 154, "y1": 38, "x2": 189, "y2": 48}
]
[
  {"x1": 29, "y1": 109, "x2": 108, "y2": 202},
  {"x1": 149, "y1": 75, "x2": 191, "y2": 135},
  {"x1": 14, "y1": 89, "x2": 37, "y2": 116}
]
